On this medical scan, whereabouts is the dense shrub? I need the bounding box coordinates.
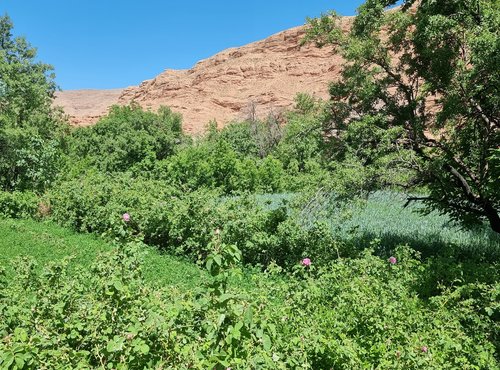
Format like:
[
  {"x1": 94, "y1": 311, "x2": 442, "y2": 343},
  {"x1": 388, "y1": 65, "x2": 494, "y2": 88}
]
[
  {"x1": 47, "y1": 173, "x2": 344, "y2": 267},
  {"x1": 156, "y1": 140, "x2": 240, "y2": 193},
  {"x1": 0, "y1": 244, "x2": 497, "y2": 369},
  {"x1": 216, "y1": 117, "x2": 282, "y2": 158},
  {"x1": 220, "y1": 196, "x2": 342, "y2": 267},
  {"x1": 263, "y1": 247, "x2": 499, "y2": 369},
  {"x1": 216, "y1": 120, "x2": 261, "y2": 157},
  {"x1": 49, "y1": 172, "x2": 181, "y2": 235},
  {"x1": 132, "y1": 99, "x2": 332, "y2": 195},
  {"x1": 0, "y1": 126, "x2": 66, "y2": 192},
  {"x1": 0, "y1": 191, "x2": 39, "y2": 219},
  {"x1": 48, "y1": 172, "x2": 234, "y2": 257},
  {"x1": 153, "y1": 140, "x2": 285, "y2": 194},
  {"x1": 67, "y1": 104, "x2": 187, "y2": 174},
  {"x1": 275, "y1": 106, "x2": 324, "y2": 173}
]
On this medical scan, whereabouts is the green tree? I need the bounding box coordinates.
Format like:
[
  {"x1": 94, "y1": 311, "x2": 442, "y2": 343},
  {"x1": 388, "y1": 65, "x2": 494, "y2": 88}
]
[
  {"x1": 276, "y1": 94, "x2": 327, "y2": 173},
  {"x1": 68, "y1": 104, "x2": 186, "y2": 174},
  {"x1": 215, "y1": 115, "x2": 282, "y2": 159},
  {"x1": 0, "y1": 14, "x2": 66, "y2": 192},
  {"x1": 304, "y1": 0, "x2": 500, "y2": 233},
  {"x1": 0, "y1": 15, "x2": 56, "y2": 126}
]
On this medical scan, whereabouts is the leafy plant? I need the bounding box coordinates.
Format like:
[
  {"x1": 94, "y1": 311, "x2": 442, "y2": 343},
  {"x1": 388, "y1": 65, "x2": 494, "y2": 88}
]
[
  {"x1": 0, "y1": 191, "x2": 39, "y2": 219},
  {"x1": 1, "y1": 242, "x2": 497, "y2": 368},
  {"x1": 67, "y1": 104, "x2": 187, "y2": 174}
]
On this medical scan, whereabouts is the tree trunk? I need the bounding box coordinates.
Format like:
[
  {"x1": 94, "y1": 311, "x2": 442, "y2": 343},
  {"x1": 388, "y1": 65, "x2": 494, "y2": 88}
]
[{"x1": 484, "y1": 202, "x2": 500, "y2": 234}]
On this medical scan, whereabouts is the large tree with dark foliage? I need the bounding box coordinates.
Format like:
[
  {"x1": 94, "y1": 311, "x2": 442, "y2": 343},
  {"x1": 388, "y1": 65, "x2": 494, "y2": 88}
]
[{"x1": 305, "y1": 0, "x2": 500, "y2": 233}]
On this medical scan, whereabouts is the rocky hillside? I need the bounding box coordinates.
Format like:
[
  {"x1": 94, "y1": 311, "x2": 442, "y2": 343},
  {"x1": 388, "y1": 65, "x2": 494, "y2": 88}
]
[
  {"x1": 54, "y1": 18, "x2": 352, "y2": 134},
  {"x1": 53, "y1": 89, "x2": 124, "y2": 126}
]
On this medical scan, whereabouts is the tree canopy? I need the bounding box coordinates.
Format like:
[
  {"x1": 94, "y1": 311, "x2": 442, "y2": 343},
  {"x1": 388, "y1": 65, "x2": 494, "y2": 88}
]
[
  {"x1": 0, "y1": 15, "x2": 66, "y2": 192},
  {"x1": 0, "y1": 15, "x2": 57, "y2": 127},
  {"x1": 305, "y1": 0, "x2": 500, "y2": 233}
]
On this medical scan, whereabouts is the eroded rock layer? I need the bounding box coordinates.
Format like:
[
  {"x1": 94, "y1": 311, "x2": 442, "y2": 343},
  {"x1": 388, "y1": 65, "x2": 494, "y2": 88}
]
[{"x1": 55, "y1": 19, "x2": 353, "y2": 134}]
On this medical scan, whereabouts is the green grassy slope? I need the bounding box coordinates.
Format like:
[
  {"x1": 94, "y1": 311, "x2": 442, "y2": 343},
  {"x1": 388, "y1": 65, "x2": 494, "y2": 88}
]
[{"x1": 0, "y1": 217, "x2": 206, "y2": 289}]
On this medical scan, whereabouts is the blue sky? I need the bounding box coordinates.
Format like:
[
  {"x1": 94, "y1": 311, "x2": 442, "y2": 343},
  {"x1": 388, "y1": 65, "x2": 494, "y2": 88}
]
[{"x1": 1, "y1": 1, "x2": 367, "y2": 90}]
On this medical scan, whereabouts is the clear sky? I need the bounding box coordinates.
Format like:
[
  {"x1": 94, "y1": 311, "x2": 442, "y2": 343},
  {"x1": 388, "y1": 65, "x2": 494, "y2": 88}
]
[{"x1": 1, "y1": 0, "x2": 367, "y2": 90}]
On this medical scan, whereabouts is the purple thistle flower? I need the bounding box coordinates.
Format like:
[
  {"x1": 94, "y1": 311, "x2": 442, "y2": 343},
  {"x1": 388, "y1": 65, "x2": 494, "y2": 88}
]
[{"x1": 301, "y1": 258, "x2": 311, "y2": 267}]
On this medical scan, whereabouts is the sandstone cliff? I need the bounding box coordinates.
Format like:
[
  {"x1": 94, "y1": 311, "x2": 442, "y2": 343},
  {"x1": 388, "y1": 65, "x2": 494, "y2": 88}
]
[{"x1": 54, "y1": 18, "x2": 353, "y2": 134}]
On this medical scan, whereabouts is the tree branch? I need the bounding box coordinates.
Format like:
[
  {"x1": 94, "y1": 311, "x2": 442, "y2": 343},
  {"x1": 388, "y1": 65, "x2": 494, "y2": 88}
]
[
  {"x1": 446, "y1": 164, "x2": 481, "y2": 206},
  {"x1": 403, "y1": 196, "x2": 432, "y2": 208},
  {"x1": 425, "y1": 137, "x2": 482, "y2": 188}
]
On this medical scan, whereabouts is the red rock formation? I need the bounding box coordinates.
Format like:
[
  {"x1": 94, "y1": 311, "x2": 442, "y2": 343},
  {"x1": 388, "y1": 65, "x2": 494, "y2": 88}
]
[{"x1": 54, "y1": 18, "x2": 353, "y2": 134}]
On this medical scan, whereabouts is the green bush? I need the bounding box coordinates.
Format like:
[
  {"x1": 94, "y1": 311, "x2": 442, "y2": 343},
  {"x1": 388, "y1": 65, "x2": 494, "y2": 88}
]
[
  {"x1": 0, "y1": 127, "x2": 65, "y2": 192},
  {"x1": 0, "y1": 191, "x2": 39, "y2": 219},
  {"x1": 216, "y1": 118, "x2": 282, "y2": 158},
  {"x1": 47, "y1": 173, "x2": 344, "y2": 267},
  {"x1": 0, "y1": 245, "x2": 189, "y2": 369},
  {"x1": 217, "y1": 120, "x2": 261, "y2": 157},
  {"x1": 48, "y1": 171, "x2": 180, "y2": 235},
  {"x1": 1, "y1": 244, "x2": 497, "y2": 369},
  {"x1": 67, "y1": 104, "x2": 187, "y2": 174},
  {"x1": 151, "y1": 139, "x2": 286, "y2": 194},
  {"x1": 48, "y1": 172, "x2": 228, "y2": 258},
  {"x1": 261, "y1": 247, "x2": 499, "y2": 369},
  {"x1": 219, "y1": 196, "x2": 342, "y2": 267},
  {"x1": 157, "y1": 140, "x2": 239, "y2": 193}
]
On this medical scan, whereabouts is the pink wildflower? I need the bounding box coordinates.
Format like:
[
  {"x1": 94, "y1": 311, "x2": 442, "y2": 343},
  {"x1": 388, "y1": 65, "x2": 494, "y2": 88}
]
[
  {"x1": 122, "y1": 213, "x2": 131, "y2": 222},
  {"x1": 388, "y1": 256, "x2": 397, "y2": 265},
  {"x1": 421, "y1": 346, "x2": 428, "y2": 353},
  {"x1": 301, "y1": 258, "x2": 311, "y2": 267}
]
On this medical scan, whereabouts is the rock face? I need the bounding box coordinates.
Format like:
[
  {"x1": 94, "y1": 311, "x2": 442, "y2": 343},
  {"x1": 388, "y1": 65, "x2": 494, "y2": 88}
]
[
  {"x1": 55, "y1": 18, "x2": 353, "y2": 134},
  {"x1": 53, "y1": 89, "x2": 124, "y2": 126}
]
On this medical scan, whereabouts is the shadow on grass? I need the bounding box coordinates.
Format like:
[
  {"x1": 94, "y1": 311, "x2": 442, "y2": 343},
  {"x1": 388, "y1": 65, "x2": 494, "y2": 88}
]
[{"x1": 345, "y1": 227, "x2": 500, "y2": 261}]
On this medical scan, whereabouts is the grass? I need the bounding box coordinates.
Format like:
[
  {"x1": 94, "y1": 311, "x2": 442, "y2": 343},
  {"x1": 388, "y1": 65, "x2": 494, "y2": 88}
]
[
  {"x1": 340, "y1": 192, "x2": 500, "y2": 259},
  {"x1": 258, "y1": 191, "x2": 500, "y2": 260},
  {"x1": 0, "y1": 217, "x2": 264, "y2": 292},
  {"x1": 0, "y1": 217, "x2": 207, "y2": 289}
]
